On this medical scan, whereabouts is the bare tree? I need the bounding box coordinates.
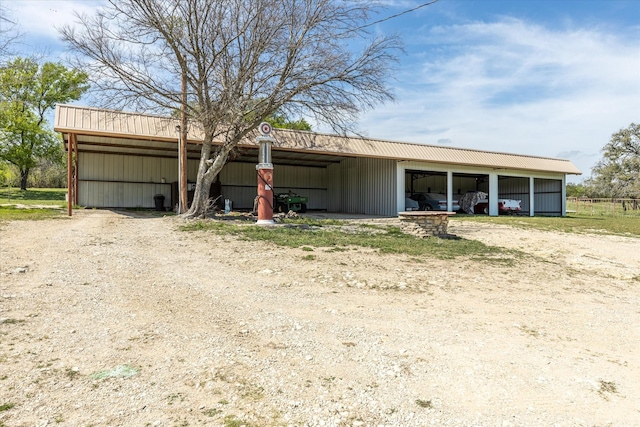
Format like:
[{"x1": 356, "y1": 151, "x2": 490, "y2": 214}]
[
  {"x1": 61, "y1": 0, "x2": 401, "y2": 218},
  {"x1": 0, "y1": 3, "x2": 21, "y2": 60}
]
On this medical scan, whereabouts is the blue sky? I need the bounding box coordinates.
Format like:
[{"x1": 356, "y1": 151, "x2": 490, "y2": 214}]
[{"x1": 4, "y1": 0, "x2": 640, "y2": 182}]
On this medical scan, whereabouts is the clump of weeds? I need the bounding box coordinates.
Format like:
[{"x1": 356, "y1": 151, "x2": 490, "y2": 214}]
[
  {"x1": 415, "y1": 399, "x2": 432, "y2": 408},
  {"x1": 598, "y1": 380, "x2": 618, "y2": 399}
]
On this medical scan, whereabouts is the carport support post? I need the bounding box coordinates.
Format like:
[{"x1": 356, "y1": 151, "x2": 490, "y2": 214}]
[
  {"x1": 446, "y1": 171, "x2": 453, "y2": 211},
  {"x1": 73, "y1": 136, "x2": 79, "y2": 205},
  {"x1": 529, "y1": 176, "x2": 535, "y2": 217},
  {"x1": 488, "y1": 173, "x2": 499, "y2": 216},
  {"x1": 66, "y1": 133, "x2": 75, "y2": 217}
]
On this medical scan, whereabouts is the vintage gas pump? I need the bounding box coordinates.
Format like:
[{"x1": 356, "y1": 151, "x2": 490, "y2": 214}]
[{"x1": 256, "y1": 122, "x2": 275, "y2": 224}]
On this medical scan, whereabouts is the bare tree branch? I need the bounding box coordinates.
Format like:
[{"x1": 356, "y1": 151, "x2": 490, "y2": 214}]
[{"x1": 60, "y1": 0, "x2": 402, "y2": 217}]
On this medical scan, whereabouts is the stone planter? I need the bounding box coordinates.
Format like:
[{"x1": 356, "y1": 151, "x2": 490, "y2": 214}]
[{"x1": 397, "y1": 211, "x2": 455, "y2": 238}]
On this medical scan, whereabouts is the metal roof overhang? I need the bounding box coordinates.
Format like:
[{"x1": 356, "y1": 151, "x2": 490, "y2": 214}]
[
  {"x1": 59, "y1": 132, "x2": 349, "y2": 168},
  {"x1": 55, "y1": 104, "x2": 582, "y2": 175}
]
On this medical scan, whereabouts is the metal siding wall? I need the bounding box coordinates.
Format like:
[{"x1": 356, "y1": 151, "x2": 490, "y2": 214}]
[
  {"x1": 219, "y1": 162, "x2": 328, "y2": 210},
  {"x1": 77, "y1": 153, "x2": 173, "y2": 208},
  {"x1": 216, "y1": 163, "x2": 253, "y2": 208},
  {"x1": 188, "y1": 159, "x2": 199, "y2": 182},
  {"x1": 534, "y1": 178, "x2": 562, "y2": 215},
  {"x1": 326, "y1": 163, "x2": 342, "y2": 212},
  {"x1": 498, "y1": 176, "x2": 530, "y2": 212},
  {"x1": 341, "y1": 158, "x2": 397, "y2": 216},
  {"x1": 78, "y1": 181, "x2": 171, "y2": 208},
  {"x1": 406, "y1": 174, "x2": 447, "y2": 195},
  {"x1": 452, "y1": 175, "x2": 478, "y2": 194},
  {"x1": 477, "y1": 181, "x2": 489, "y2": 193}
]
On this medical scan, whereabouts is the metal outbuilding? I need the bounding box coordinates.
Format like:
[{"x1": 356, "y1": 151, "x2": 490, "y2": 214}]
[{"x1": 54, "y1": 104, "x2": 581, "y2": 216}]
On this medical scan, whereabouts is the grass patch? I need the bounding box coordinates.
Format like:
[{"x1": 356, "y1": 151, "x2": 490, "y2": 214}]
[
  {"x1": 452, "y1": 214, "x2": 640, "y2": 237},
  {"x1": 0, "y1": 205, "x2": 64, "y2": 221},
  {"x1": 223, "y1": 415, "x2": 254, "y2": 427},
  {"x1": 415, "y1": 399, "x2": 432, "y2": 409},
  {"x1": 65, "y1": 367, "x2": 80, "y2": 379},
  {"x1": 182, "y1": 220, "x2": 515, "y2": 261},
  {"x1": 203, "y1": 408, "x2": 222, "y2": 417},
  {"x1": 0, "y1": 188, "x2": 67, "y2": 221},
  {"x1": 517, "y1": 324, "x2": 540, "y2": 338},
  {"x1": 274, "y1": 216, "x2": 347, "y2": 227},
  {"x1": 598, "y1": 380, "x2": 618, "y2": 399},
  {"x1": 90, "y1": 365, "x2": 139, "y2": 379},
  {"x1": 0, "y1": 188, "x2": 66, "y2": 205},
  {"x1": 0, "y1": 318, "x2": 25, "y2": 325},
  {"x1": 0, "y1": 403, "x2": 14, "y2": 411}
]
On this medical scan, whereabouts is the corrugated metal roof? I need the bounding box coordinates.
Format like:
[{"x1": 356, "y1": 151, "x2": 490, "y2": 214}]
[
  {"x1": 55, "y1": 104, "x2": 581, "y2": 174},
  {"x1": 55, "y1": 104, "x2": 197, "y2": 142}
]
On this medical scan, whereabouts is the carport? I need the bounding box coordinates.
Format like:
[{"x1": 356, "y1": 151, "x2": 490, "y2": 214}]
[{"x1": 55, "y1": 104, "x2": 581, "y2": 217}]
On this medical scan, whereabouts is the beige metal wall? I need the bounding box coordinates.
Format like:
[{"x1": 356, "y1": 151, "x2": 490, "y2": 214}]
[
  {"x1": 219, "y1": 162, "x2": 328, "y2": 210},
  {"x1": 78, "y1": 153, "x2": 198, "y2": 208},
  {"x1": 78, "y1": 181, "x2": 171, "y2": 208},
  {"x1": 79, "y1": 153, "x2": 174, "y2": 208},
  {"x1": 326, "y1": 163, "x2": 342, "y2": 212},
  {"x1": 341, "y1": 157, "x2": 397, "y2": 216},
  {"x1": 498, "y1": 176, "x2": 530, "y2": 212},
  {"x1": 534, "y1": 178, "x2": 563, "y2": 215},
  {"x1": 220, "y1": 157, "x2": 398, "y2": 215},
  {"x1": 496, "y1": 176, "x2": 563, "y2": 215},
  {"x1": 407, "y1": 174, "x2": 447, "y2": 195},
  {"x1": 78, "y1": 151, "x2": 562, "y2": 215}
]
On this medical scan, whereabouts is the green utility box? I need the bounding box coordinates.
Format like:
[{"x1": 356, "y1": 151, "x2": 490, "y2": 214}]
[{"x1": 274, "y1": 192, "x2": 308, "y2": 213}]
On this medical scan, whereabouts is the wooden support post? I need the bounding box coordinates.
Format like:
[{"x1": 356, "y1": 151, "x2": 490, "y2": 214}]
[
  {"x1": 74, "y1": 135, "x2": 79, "y2": 205},
  {"x1": 179, "y1": 64, "x2": 188, "y2": 213},
  {"x1": 67, "y1": 133, "x2": 75, "y2": 217}
]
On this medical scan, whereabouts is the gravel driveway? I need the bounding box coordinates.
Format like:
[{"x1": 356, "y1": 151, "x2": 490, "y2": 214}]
[{"x1": 1, "y1": 210, "x2": 639, "y2": 426}]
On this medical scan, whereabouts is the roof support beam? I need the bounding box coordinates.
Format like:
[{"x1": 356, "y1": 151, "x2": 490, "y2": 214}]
[
  {"x1": 74, "y1": 136, "x2": 79, "y2": 206},
  {"x1": 488, "y1": 173, "x2": 499, "y2": 216},
  {"x1": 529, "y1": 176, "x2": 535, "y2": 217},
  {"x1": 67, "y1": 133, "x2": 76, "y2": 216},
  {"x1": 446, "y1": 171, "x2": 453, "y2": 212}
]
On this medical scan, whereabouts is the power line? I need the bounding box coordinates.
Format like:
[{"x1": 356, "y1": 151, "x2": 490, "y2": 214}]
[{"x1": 358, "y1": 0, "x2": 441, "y2": 31}]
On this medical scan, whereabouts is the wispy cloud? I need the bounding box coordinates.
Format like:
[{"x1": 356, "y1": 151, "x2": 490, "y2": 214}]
[
  {"x1": 11, "y1": 0, "x2": 105, "y2": 50},
  {"x1": 359, "y1": 18, "x2": 640, "y2": 179}
]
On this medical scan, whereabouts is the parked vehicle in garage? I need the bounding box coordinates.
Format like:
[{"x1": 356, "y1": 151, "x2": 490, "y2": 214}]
[
  {"x1": 474, "y1": 198, "x2": 522, "y2": 214},
  {"x1": 410, "y1": 193, "x2": 460, "y2": 211}
]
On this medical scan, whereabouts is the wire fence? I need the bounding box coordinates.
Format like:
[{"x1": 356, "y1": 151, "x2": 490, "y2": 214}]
[{"x1": 567, "y1": 197, "x2": 640, "y2": 217}]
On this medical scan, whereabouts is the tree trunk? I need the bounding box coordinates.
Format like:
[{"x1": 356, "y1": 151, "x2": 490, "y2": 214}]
[
  {"x1": 19, "y1": 168, "x2": 29, "y2": 190},
  {"x1": 188, "y1": 172, "x2": 215, "y2": 218},
  {"x1": 183, "y1": 140, "x2": 232, "y2": 219}
]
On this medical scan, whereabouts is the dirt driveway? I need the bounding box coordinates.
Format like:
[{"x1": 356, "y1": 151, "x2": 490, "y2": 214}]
[{"x1": 1, "y1": 210, "x2": 639, "y2": 426}]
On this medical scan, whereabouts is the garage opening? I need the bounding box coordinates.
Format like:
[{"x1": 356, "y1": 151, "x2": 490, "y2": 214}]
[
  {"x1": 498, "y1": 176, "x2": 530, "y2": 215},
  {"x1": 451, "y1": 173, "x2": 490, "y2": 195},
  {"x1": 405, "y1": 170, "x2": 491, "y2": 212},
  {"x1": 406, "y1": 170, "x2": 446, "y2": 195},
  {"x1": 534, "y1": 178, "x2": 563, "y2": 216},
  {"x1": 405, "y1": 170, "x2": 452, "y2": 211}
]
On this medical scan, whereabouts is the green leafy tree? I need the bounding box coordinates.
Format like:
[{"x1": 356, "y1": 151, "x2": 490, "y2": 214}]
[
  {"x1": 566, "y1": 183, "x2": 588, "y2": 198},
  {"x1": 586, "y1": 123, "x2": 640, "y2": 198},
  {"x1": 266, "y1": 112, "x2": 312, "y2": 131},
  {"x1": 0, "y1": 58, "x2": 89, "y2": 190}
]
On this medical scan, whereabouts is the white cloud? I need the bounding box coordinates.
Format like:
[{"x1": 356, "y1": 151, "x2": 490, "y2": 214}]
[
  {"x1": 359, "y1": 18, "x2": 640, "y2": 180},
  {"x1": 11, "y1": 0, "x2": 105, "y2": 49}
]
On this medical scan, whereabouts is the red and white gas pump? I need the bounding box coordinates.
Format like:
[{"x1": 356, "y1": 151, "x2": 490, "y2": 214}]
[{"x1": 256, "y1": 122, "x2": 275, "y2": 225}]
